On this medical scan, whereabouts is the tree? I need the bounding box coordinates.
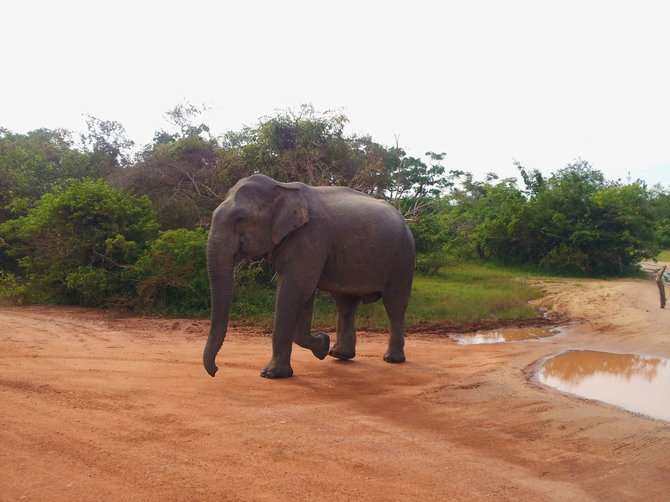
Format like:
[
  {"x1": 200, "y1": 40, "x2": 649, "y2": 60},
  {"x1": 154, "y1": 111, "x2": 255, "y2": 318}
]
[
  {"x1": 388, "y1": 151, "x2": 452, "y2": 221},
  {"x1": 519, "y1": 162, "x2": 655, "y2": 274},
  {"x1": 114, "y1": 135, "x2": 224, "y2": 229},
  {"x1": 80, "y1": 116, "x2": 135, "y2": 171},
  {"x1": 514, "y1": 160, "x2": 544, "y2": 196},
  {"x1": 238, "y1": 104, "x2": 351, "y2": 186},
  {"x1": 153, "y1": 102, "x2": 211, "y2": 144},
  {"x1": 588, "y1": 183, "x2": 657, "y2": 273},
  {"x1": 112, "y1": 103, "x2": 224, "y2": 229},
  {"x1": 217, "y1": 105, "x2": 449, "y2": 199},
  {"x1": 114, "y1": 105, "x2": 454, "y2": 232},
  {"x1": 649, "y1": 184, "x2": 670, "y2": 249},
  {"x1": 437, "y1": 174, "x2": 526, "y2": 261},
  {"x1": 0, "y1": 127, "x2": 103, "y2": 222},
  {"x1": 0, "y1": 179, "x2": 158, "y2": 305}
]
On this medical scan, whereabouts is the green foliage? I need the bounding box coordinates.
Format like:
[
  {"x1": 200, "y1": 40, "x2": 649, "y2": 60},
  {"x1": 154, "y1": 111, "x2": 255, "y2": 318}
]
[
  {"x1": 132, "y1": 231, "x2": 278, "y2": 317},
  {"x1": 415, "y1": 252, "x2": 448, "y2": 276},
  {"x1": 432, "y1": 174, "x2": 525, "y2": 261},
  {"x1": 435, "y1": 161, "x2": 660, "y2": 275},
  {"x1": 229, "y1": 284, "x2": 277, "y2": 321},
  {"x1": 117, "y1": 134, "x2": 220, "y2": 229},
  {"x1": 515, "y1": 160, "x2": 545, "y2": 197},
  {"x1": 0, "y1": 128, "x2": 97, "y2": 221},
  {"x1": 134, "y1": 228, "x2": 209, "y2": 315},
  {"x1": 649, "y1": 187, "x2": 670, "y2": 249},
  {"x1": 246, "y1": 105, "x2": 351, "y2": 185},
  {"x1": 80, "y1": 116, "x2": 135, "y2": 170},
  {"x1": 227, "y1": 262, "x2": 278, "y2": 320},
  {"x1": 407, "y1": 198, "x2": 449, "y2": 260},
  {"x1": 156, "y1": 102, "x2": 211, "y2": 141},
  {"x1": 233, "y1": 260, "x2": 275, "y2": 288},
  {"x1": 0, "y1": 179, "x2": 158, "y2": 305},
  {"x1": 218, "y1": 105, "x2": 449, "y2": 202},
  {"x1": 0, "y1": 270, "x2": 26, "y2": 304},
  {"x1": 521, "y1": 164, "x2": 656, "y2": 274},
  {"x1": 221, "y1": 105, "x2": 377, "y2": 192},
  {"x1": 64, "y1": 266, "x2": 111, "y2": 306}
]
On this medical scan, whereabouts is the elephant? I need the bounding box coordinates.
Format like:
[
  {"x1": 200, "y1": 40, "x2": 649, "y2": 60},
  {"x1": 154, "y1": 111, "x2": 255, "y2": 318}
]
[{"x1": 203, "y1": 174, "x2": 415, "y2": 378}]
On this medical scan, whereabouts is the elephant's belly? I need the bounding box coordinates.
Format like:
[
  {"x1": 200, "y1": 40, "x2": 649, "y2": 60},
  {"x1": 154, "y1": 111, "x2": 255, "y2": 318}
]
[
  {"x1": 316, "y1": 267, "x2": 386, "y2": 298},
  {"x1": 315, "y1": 231, "x2": 409, "y2": 297},
  {"x1": 318, "y1": 282, "x2": 382, "y2": 299}
]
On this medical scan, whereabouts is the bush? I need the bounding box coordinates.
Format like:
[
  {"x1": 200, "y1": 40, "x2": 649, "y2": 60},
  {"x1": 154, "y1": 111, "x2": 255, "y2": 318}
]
[
  {"x1": 0, "y1": 179, "x2": 159, "y2": 306},
  {"x1": 0, "y1": 270, "x2": 26, "y2": 304},
  {"x1": 415, "y1": 252, "x2": 447, "y2": 276},
  {"x1": 64, "y1": 266, "x2": 110, "y2": 306},
  {"x1": 134, "y1": 228, "x2": 209, "y2": 315}
]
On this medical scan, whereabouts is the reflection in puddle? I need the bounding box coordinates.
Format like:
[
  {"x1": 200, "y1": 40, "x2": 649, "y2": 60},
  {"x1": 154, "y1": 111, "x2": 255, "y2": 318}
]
[
  {"x1": 538, "y1": 351, "x2": 670, "y2": 421},
  {"x1": 452, "y1": 327, "x2": 557, "y2": 345}
]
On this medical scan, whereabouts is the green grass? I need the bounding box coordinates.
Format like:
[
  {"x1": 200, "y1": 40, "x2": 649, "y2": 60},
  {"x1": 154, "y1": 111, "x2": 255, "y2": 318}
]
[
  {"x1": 231, "y1": 261, "x2": 544, "y2": 331},
  {"x1": 407, "y1": 262, "x2": 542, "y2": 325},
  {"x1": 657, "y1": 250, "x2": 670, "y2": 262}
]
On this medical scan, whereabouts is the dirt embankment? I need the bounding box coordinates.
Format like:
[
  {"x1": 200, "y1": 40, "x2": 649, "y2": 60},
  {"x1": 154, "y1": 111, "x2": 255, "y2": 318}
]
[{"x1": 1, "y1": 271, "x2": 670, "y2": 501}]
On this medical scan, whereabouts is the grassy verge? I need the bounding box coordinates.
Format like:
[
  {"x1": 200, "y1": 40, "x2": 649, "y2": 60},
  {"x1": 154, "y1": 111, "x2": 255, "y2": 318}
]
[
  {"x1": 656, "y1": 250, "x2": 670, "y2": 262},
  {"x1": 231, "y1": 261, "x2": 544, "y2": 331}
]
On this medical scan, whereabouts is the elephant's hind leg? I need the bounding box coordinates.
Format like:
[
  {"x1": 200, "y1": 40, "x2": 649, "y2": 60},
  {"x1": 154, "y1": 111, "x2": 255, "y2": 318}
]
[
  {"x1": 293, "y1": 292, "x2": 330, "y2": 360},
  {"x1": 381, "y1": 278, "x2": 411, "y2": 363},
  {"x1": 328, "y1": 294, "x2": 360, "y2": 360}
]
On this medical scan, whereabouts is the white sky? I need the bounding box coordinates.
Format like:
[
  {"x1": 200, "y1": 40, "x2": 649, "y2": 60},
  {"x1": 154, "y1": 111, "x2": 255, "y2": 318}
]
[{"x1": 1, "y1": 0, "x2": 669, "y2": 186}]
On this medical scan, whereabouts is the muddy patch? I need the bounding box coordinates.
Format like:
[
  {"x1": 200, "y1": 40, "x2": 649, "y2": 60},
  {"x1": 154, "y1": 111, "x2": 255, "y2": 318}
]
[
  {"x1": 451, "y1": 327, "x2": 559, "y2": 345},
  {"x1": 537, "y1": 350, "x2": 670, "y2": 421}
]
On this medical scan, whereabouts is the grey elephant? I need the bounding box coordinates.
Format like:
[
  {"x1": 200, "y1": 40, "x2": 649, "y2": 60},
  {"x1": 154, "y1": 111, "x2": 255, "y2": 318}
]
[{"x1": 203, "y1": 174, "x2": 415, "y2": 378}]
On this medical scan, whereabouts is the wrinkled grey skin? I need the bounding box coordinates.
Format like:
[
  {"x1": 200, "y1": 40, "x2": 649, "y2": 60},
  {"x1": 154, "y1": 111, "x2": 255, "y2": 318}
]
[{"x1": 203, "y1": 174, "x2": 415, "y2": 379}]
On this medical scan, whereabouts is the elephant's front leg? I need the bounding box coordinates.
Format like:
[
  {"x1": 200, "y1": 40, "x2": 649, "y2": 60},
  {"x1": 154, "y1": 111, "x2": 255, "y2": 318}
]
[{"x1": 261, "y1": 277, "x2": 313, "y2": 379}]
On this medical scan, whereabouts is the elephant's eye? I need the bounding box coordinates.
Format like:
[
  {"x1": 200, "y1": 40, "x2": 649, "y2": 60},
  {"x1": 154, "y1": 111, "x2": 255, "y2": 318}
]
[{"x1": 233, "y1": 216, "x2": 245, "y2": 233}]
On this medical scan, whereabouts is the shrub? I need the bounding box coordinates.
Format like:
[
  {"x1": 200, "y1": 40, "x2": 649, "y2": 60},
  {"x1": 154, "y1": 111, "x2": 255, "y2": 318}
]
[
  {"x1": 415, "y1": 252, "x2": 447, "y2": 276},
  {"x1": 134, "y1": 228, "x2": 209, "y2": 315},
  {"x1": 0, "y1": 179, "x2": 159, "y2": 305},
  {"x1": 0, "y1": 270, "x2": 26, "y2": 304}
]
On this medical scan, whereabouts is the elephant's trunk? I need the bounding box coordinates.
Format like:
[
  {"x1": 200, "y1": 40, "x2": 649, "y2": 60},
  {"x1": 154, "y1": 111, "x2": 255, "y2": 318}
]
[{"x1": 203, "y1": 232, "x2": 237, "y2": 377}]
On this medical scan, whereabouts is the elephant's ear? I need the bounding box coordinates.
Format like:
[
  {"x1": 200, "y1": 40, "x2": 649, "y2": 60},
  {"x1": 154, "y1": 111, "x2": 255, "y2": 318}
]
[{"x1": 272, "y1": 186, "x2": 309, "y2": 245}]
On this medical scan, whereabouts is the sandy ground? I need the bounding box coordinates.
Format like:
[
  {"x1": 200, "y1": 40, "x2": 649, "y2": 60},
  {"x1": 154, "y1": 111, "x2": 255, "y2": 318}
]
[{"x1": 1, "y1": 268, "x2": 670, "y2": 501}]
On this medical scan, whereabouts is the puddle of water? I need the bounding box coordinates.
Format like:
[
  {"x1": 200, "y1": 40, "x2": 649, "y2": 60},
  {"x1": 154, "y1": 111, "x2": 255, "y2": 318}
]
[
  {"x1": 451, "y1": 327, "x2": 558, "y2": 345},
  {"x1": 538, "y1": 350, "x2": 670, "y2": 421}
]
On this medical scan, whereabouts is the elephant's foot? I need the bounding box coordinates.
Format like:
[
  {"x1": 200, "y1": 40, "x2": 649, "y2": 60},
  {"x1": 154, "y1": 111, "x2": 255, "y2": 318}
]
[
  {"x1": 260, "y1": 362, "x2": 294, "y2": 379},
  {"x1": 311, "y1": 331, "x2": 330, "y2": 360},
  {"x1": 383, "y1": 351, "x2": 406, "y2": 363},
  {"x1": 328, "y1": 346, "x2": 356, "y2": 360}
]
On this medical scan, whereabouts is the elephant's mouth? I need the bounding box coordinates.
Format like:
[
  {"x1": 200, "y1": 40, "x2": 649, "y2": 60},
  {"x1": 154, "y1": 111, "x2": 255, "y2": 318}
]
[{"x1": 265, "y1": 238, "x2": 290, "y2": 265}]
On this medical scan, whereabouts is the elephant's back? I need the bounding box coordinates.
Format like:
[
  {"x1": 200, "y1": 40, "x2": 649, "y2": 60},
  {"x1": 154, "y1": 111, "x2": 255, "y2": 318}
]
[
  {"x1": 320, "y1": 187, "x2": 414, "y2": 261},
  {"x1": 313, "y1": 186, "x2": 407, "y2": 230}
]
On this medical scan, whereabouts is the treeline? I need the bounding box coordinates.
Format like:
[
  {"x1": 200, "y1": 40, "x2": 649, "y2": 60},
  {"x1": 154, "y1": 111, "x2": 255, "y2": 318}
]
[
  {"x1": 1, "y1": 104, "x2": 668, "y2": 315},
  {"x1": 415, "y1": 161, "x2": 669, "y2": 275}
]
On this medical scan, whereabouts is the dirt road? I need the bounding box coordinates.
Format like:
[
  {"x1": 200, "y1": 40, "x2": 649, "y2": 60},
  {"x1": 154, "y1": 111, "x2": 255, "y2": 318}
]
[{"x1": 2, "y1": 273, "x2": 670, "y2": 501}]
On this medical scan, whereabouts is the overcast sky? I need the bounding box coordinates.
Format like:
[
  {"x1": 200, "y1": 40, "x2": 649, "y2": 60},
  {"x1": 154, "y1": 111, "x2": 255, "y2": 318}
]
[{"x1": 2, "y1": 0, "x2": 669, "y2": 186}]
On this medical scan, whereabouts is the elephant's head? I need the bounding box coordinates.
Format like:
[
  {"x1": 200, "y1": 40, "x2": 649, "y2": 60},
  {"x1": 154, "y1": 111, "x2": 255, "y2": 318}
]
[{"x1": 203, "y1": 174, "x2": 309, "y2": 377}]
